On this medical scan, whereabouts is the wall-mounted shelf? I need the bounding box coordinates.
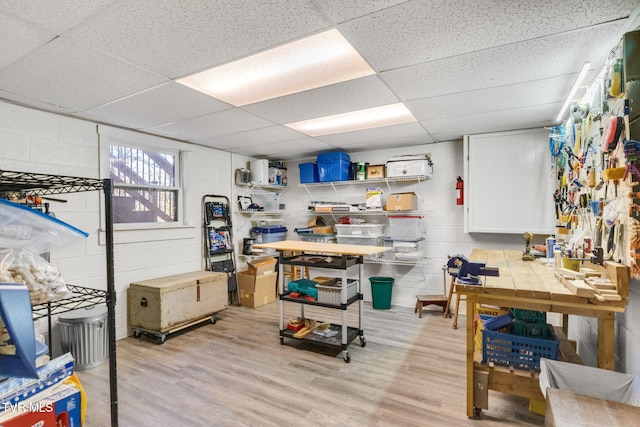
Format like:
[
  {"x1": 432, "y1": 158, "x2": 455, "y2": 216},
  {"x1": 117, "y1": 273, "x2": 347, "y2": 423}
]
[
  {"x1": 237, "y1": 183, "x2": 288, "y2": 196},
  {"x1": 365, "y1": 258, "x2": 430, "y2": 267},
  {"x1": 299, "y1": 175, "x2": 431, "y2": 188},
  {"x1": 236, "y1": 210, "x2": 287, "y2": 216},
  {"x1": 303, "y1": 209, "x2": 429, "y2": 217}
]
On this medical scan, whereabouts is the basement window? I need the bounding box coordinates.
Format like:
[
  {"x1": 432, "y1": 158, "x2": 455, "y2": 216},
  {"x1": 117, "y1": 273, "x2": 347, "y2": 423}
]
[
  {"x1": 109, "y1": 145, "x2": 179, "y2": 224},
  {"x1": 98, "y1": 125, "x2": 186, "y2": 231}
]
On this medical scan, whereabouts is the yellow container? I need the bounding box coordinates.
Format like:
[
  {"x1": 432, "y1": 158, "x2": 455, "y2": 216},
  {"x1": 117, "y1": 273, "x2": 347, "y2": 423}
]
[
  {"x1": 528, "y1": 398, "x2": 546, "y2": 415},
  {"x1": 562, "y1": 258, "x2": 581, "y2": 272}
]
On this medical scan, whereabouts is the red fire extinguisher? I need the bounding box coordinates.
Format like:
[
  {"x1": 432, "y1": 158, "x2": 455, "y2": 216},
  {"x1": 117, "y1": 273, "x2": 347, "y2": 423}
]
[{"x1": 456, "y1": 176, "x2": 464, "y2": 205}]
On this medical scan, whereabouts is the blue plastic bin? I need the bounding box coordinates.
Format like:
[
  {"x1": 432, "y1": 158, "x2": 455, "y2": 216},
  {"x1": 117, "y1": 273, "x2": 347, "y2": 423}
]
[
  {"x1": 299, "y1": 163, "x2": 319, "y2": 183},
  {"x1": 251, "y1": 226, "x2": 287, "y2": 243},
  {"x1": 317, "y1": 151, "x2": 351, "y2": 182}
]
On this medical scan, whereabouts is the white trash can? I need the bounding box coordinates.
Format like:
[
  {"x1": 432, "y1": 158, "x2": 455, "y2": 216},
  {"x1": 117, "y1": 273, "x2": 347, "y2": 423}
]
[{"x1": 58, "y1": 305, "x2": 108, "y2": 370}]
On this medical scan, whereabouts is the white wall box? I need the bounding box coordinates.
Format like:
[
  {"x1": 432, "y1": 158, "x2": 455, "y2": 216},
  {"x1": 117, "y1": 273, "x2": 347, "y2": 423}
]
[{"x1": 129, "y1": 271, "x2": 227, "y2": 344}]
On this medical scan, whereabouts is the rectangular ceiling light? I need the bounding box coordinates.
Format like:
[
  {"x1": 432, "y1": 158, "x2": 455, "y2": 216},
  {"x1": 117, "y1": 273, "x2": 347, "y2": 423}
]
[
  {"x1": 176, "y1": 29, "x2": 375, "y2": 106},
  {"x1": 285, "y1": 103, "x2": 417, "y2": 137},
  {"x1": 556, "y1": 62, "x2": 591, "y2": 122}
]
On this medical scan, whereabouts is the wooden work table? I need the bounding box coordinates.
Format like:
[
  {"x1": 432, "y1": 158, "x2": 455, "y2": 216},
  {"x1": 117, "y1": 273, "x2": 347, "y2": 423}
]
[{"x1": 457, "y1": 249, "x2": 629, "y2": 417}]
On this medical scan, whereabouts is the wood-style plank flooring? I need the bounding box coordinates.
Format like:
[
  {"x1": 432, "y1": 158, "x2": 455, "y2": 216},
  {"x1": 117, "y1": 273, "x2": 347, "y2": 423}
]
[{"x1": 77, "y1": 302, "x2": 544, "y2": 426}]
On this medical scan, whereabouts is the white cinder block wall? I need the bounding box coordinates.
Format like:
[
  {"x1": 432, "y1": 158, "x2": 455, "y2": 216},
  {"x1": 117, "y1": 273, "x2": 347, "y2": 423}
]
[
  {"x1": 0, "y1": 101, "x2": 231, "y2": 355},
  {"x1": 1, "y1": 99, "x2": 638, "y2": 375}
]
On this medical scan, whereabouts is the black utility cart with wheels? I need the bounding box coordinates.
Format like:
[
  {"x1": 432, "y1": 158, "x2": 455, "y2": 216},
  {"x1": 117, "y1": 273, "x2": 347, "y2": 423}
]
[{"x1": 253, "y1": 240, "x2": 388, "y2": 363}]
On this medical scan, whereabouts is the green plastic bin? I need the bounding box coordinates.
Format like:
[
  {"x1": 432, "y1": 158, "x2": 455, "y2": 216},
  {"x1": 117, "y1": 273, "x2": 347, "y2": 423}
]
[{"x1": 369, "y1": 277, "x2": 394, "y2": 309}]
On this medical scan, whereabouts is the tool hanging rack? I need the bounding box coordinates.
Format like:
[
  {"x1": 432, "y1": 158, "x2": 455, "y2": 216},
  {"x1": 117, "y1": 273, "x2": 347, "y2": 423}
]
[{"x1": 549, "y1": 31, "x2": 640, "y2": 277}]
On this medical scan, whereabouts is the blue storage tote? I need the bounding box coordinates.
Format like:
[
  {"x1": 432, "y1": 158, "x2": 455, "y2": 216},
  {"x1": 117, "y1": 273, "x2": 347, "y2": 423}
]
[
  {"x1": 317, "y1": 151, "x2": 351, "y2": 182},
  {"x1": 482, "y1": 325, "x2": 559, "y2": 371},
  {"x1": 251, "y1": 226, "x2": 287, "y2": 243},
  {"x1": 298, "y1": 163, "x2": 319, "y2": 183}
]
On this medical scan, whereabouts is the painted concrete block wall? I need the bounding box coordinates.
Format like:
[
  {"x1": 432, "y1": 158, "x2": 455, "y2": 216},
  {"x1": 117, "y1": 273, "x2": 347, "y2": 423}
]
[
  {"x1": 0, "y1": 101, "x2": 231, "y2": 352},
  {"x1": 279, "y1": 142, "x2": 525, "y2": 308}
]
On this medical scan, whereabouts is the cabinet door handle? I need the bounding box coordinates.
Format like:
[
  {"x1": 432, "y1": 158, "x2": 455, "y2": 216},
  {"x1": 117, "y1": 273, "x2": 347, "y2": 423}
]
[{"x1": 197, "y1": 285, "x2": 201, "y2": 302}]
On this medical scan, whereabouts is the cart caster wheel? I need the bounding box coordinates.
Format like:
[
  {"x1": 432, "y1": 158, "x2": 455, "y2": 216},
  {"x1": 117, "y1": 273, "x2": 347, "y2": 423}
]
[
  {"x1": 280, "y1": 337, "x2": 284, "y2": 345},
  {"x1": 157, "y1": 335, "x2": 166, "y2": 345},
  {"x1": 210, "y1": 317, "x2": 217, "y2": 324},
  {"x1": 343, "y1": 353, "x2": 351, "y2": 363},
  {"x1": 473, "y1": 408, "x2": 481, "y2": 417},
  {"x1": 359, "y1": 336, "x2": 366, "y2": 347},
  {"x1": 133, "y1": 330, "x2": 141, "y2": 338}
]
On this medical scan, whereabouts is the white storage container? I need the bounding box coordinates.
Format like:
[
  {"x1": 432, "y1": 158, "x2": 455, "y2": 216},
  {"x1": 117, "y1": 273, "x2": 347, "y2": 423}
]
[
  {"x1": 250, "y1": 159, "x2": 269, "y2": 184},
  {"x1": 334, "y1": 224, "x2": 384, "y2": 236},
  {"x1": 336, "y1": 234, "x2": 384, "y2": 246},
  {"x1": 317, "y1": 279, "x2": 358, "y2": 305},
  {"x1": 388, "y1": 216, "x2": 424, "y2": 240},
  {"x1": 386, "y1": 155, "x2": 433, "y2": 178}
]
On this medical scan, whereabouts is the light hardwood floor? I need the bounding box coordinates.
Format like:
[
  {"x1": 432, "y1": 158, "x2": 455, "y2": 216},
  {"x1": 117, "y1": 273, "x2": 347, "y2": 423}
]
[{"x1": 77, "y1": 302, "x2": 544, "y2": 426}]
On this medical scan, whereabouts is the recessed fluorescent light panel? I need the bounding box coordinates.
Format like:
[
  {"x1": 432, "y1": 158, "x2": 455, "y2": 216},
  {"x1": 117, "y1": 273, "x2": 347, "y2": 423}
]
[
  {"x1": 556, "y1": 62, "x2": 591, "y2": 122},
  {"x1": 176, "y1": 29, "x2": 375, "y2": 106},
  {"x1": 286, "y1": 103, "x2": 417, "y2": 137}
]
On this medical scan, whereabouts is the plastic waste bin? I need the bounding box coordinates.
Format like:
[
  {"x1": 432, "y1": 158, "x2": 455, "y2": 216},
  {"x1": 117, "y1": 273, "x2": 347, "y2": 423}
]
[
  {"x1": 369, "y1": 277, "x2": 394, "y2": 309},
  {"x1": 58, "y1": 305, "x2": 108, "y2": 370}
]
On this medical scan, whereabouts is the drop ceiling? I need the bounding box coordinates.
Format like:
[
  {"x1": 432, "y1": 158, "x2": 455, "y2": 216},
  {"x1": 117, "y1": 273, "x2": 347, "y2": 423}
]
[{"x1": 1, "y1": 1, "x2": 639, "y2": 160}]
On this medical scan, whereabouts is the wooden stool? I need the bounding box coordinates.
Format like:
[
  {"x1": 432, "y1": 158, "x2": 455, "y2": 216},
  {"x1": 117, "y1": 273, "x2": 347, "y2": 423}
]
[{"x1": 414, "y1": 295, "x2": 449, "y2": 318}]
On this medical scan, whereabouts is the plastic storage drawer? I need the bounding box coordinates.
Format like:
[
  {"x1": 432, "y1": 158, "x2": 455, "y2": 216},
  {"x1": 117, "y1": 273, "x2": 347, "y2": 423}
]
[
  {"x1": 334, "y1": 224, "x2": 384, "y2": 236},
  {"x1": 387, "y1": 216, "x2": 423, "y2": 240},
  {"x1": 317, "y1": 151, "x2": 351, "y2": 182},
  {"x1": 336, "y1": 234, "x2": 384, "y2": 246},
  {"x1": 251, "y1": 226, "x2": 287, "y2": 243},
  {"x1": 299, "y1": 162, "x2": 319, "y2": 184},
  {"x1": 317, "y1": 279, "x2": 358, "y2": 305}
]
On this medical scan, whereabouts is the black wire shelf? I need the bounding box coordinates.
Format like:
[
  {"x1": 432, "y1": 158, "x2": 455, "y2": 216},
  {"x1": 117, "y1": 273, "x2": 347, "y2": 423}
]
[
  {"x1": 31, "y1": 285, "x2": 108, "y2": 321},
  {"x1": 0, "y1": 170, "x2": 104, "y2": 196}
]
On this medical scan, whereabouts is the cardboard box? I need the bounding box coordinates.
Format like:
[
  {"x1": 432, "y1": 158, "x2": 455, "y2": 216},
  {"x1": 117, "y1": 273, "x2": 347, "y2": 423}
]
[
  {"x1": 238, "y1": 271, "x2": 277, "y2": 308},
  {"x1": 247, "y1": 257, "x2": 277, "y2": 275},
  {"x1": 386, "y1": 192, "x2": 417, "y2": 211},
  {"x1": 367, "y1": 164, "x2": 385, "y2": 179},
  {"x1": 0, "y1": 383, "x2": 82, "y2": 427},
  {"x1": 313, "y1": 226, "x2": 334, "y2": 234}
]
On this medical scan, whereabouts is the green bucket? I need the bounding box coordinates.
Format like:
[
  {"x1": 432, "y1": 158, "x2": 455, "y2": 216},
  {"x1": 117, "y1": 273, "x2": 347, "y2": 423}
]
[{"x1": 369, "y1": 277, "x2": 394, "y2": 309}]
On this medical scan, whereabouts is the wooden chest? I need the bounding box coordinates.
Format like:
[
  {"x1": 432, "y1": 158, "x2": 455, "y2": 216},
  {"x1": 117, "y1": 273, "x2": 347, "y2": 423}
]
[{"x1": 128, "y1": 271, "x2": 227, "y2": 333}]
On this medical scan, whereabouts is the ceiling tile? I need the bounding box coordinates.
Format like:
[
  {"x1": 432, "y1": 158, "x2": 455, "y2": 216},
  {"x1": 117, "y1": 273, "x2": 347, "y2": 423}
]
[
  {"x1": 0, "y1": 89, "x2": 75, "y2": 115},
  {"x1": 407, "y1": 74, "x2": 574, "y2": 121},
  {"x1": 381, "y1": 20, "x2": 624, "y2": 100},
  {"x1": 0, "y1": 0, "x2": 118, "y2": 33},
  {"x1": 315, "y1": 0, "x2": 408, "y2": 23},
  {"x1": 67, "y1": 0, "x2": 331, "y2": 79},
  {"x1": 340, "y1": 0, "x2": 637, "y2": 71},
  {"x1": 77, "y1": 82, "x2": 231, "y2": 129},
  {"x1": 231, "y1": 138, "x2": 334, "y2": 160},
  {"x1": 150, "y1": 109, "x2": 274, "y2": 141},
  {"x1": 317, "y1": 121, "x2": 432, "y2": 147},
  {"x1": 0, "y1": 12, "x2": 54, "y2": 70},
  {"x1": 0, "y1": 36, "x2": 166, "y2": 112},
  {"x1": 243, "y1": 75, "x2": 399, "y2": 123},
  {"x1": 195, "y1": 125, "x2": 305, "y2": 150},
  {"x1": 422, "y1": 102, "x2": 563, "y2": 138}
]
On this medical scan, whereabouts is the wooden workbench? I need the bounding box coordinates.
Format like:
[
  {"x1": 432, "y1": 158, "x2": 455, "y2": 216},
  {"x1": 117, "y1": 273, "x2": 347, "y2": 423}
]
[{"x1": 458, "y1": 249, "x2": 628, "y2": 417}]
